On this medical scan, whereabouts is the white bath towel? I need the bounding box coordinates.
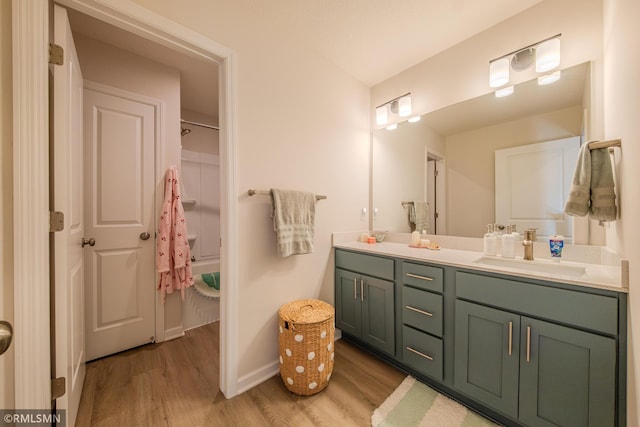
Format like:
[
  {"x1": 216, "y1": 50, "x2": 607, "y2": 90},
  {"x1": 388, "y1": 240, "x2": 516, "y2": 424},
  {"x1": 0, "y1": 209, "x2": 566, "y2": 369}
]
[
  {"x1": 409, "y1": 201, "x2": 429, "y2": 233},
  {"x1": 270, "y1": 189, "x2": 316, "y2": 257}
]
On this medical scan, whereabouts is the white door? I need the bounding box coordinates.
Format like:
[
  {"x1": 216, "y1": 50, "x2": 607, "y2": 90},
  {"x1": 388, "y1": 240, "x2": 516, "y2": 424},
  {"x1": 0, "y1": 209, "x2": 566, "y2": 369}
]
[
  {"x1": 52, "y1": 5, "x2": 86, "y2": 425},
  {"x1": 495, "y1": 137, "x2": 581, "y2": 241},
  {"x1": 83, "y1": 85, "x2": 156, "y2": 361}
]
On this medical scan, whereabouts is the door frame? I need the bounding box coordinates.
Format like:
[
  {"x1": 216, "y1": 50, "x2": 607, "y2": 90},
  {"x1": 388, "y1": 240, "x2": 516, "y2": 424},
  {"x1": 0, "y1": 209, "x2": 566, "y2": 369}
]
[
  {"x1": 12, "y1": 0, "x2": 239, "y2": 407},
  {"x1": 425, "y1": 148, "x2": 447, "y2": 235}
]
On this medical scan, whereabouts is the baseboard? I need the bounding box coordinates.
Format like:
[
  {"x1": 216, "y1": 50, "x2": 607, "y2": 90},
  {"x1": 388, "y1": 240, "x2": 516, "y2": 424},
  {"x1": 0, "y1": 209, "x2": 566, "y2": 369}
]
[
  {"x1": 237, "y1": 360, "x2": 280, "y2": 395},
  {"x1": 163, "y1": 326, "x2": 185, "y2": 342}
]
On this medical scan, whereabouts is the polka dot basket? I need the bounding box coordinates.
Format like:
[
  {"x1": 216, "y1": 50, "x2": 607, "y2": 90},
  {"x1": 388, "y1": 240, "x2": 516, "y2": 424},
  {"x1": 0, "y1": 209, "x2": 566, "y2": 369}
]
[{"x1": 278, "y1": 299, "x2": 335, "y2": 396}]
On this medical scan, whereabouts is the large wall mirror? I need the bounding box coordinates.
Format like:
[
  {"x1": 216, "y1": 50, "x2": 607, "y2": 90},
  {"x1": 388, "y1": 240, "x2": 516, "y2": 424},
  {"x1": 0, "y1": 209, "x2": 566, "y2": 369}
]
[{"x1": 372, "y1": 61, "x2": 593, "y2": 241}]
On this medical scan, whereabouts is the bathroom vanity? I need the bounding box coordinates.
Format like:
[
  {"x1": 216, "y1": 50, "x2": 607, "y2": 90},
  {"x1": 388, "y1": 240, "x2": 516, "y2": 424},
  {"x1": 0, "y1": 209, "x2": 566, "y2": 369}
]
[{"x1": 334, "y1": 239, "x2": 627, "y2": 427}]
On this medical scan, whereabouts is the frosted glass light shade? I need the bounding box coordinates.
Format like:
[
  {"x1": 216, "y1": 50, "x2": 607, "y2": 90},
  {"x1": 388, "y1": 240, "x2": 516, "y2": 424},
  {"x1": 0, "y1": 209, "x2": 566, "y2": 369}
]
[
  {"x1": 398, "y1": 95, "x2": 412, "y2": 117},
  {"x1": 535, "y1": 38, "x2": 561, "y2": 72},
  {"x1": 489, "y1": 57, "x2": 510, "y2": 88},
  {"x1": 376, "y1": 106, "x2": 388, "y2": 126},
  {"x1": 495, "y1": 85, "x2": 514, "y2": 97},
  {"x1": 538, "y1": 70, "x2": 561, "y2": 85}
]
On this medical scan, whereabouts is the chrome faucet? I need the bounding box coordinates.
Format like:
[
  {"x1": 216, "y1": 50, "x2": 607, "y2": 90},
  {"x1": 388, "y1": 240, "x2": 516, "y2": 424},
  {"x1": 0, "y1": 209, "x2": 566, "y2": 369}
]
[{"x1": 522, "y1": 229, "x2": 536, "y2": 260}]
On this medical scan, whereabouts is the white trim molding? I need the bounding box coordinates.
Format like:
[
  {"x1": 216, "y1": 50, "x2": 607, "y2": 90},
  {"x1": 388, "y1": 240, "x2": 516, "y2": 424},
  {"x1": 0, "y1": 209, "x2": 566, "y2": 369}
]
[
  {"x1": 12, "y1": 0, "x2": 52, "y2": 408},
  {"x1": 15, "y1": 0, "x2": 240, "y2": 401}
]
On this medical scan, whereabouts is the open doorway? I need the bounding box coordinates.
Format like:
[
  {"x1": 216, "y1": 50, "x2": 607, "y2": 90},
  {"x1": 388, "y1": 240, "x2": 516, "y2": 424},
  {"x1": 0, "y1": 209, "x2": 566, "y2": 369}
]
[
  {"x1": 426, "y1": 151, "x2": 446, "y2": 235},
  {"x1": 11, "y1": 0, "x2": 239, "y2": 417}
]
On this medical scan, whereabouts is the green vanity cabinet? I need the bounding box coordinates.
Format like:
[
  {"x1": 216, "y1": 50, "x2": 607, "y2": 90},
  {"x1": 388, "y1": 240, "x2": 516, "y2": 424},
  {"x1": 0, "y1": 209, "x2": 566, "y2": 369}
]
[
  {"x1": 334, "y1": 247, "x2": 626, "y2": 427},
  {"x1": 455, "y1": 271, "x2": 618, "y2": 427},
  {"x1": 335, "y1": 250, "x2": 395, "y2": 356}
]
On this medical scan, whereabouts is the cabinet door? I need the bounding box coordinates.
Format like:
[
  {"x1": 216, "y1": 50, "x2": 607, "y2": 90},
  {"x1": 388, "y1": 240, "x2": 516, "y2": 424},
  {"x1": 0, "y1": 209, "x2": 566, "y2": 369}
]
[
  {"x1": 454, "y1": 300, "x2": 520, "y2": 418},
  {"x1": 335, "y1": 269, "x2": 361, "y2": 338},
  {"x1": 519, "y1": 317, "x2": 616, "y2": 427},
  {"x1": 361, "y1": 275, "x2": 395, "y2": 356}
]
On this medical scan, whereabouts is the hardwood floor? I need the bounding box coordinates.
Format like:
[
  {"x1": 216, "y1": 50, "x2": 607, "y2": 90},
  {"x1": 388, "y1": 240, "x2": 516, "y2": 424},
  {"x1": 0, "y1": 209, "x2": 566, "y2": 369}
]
[{"x1": 76, "y1": 322, "x2": 405, "y2": 426}]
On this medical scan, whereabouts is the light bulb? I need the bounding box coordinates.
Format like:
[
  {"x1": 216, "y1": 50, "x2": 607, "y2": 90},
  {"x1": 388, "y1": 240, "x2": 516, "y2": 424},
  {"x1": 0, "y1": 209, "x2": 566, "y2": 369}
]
[
  {"x1": 376, "y1": 106, "x2": 388, "y2": 126},
  {"x1": 536, "y1": 38, "x2": 561, "y2": 72},
  {"x1": 538, "y1": 70, "x2": 561, "y2": 85},
  {"x1": 495, "y1": 86, "x2": 514, "y2": 97},
  {"x1": 489, "y1": 57, "x2": 510, "y2": 88},
  {"x1": 398, "y1": 95, "x2": 412, "y2": 117}
]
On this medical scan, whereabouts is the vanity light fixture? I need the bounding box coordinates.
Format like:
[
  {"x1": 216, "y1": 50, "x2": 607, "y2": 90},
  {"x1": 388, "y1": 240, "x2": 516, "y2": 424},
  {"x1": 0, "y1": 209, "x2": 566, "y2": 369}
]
[
  {"x1": 375, "y1": 92, "x2": 412, "y2": 127},
  {"x1": 538, "y1": 70, "x2": 561, "y2": 85},
  {"x1": 376, "y1": 105, "x2": 388, "y2": 126},
  {"x1": 386, "y1": 123, "x2": 398, "y2": 130},
  {"x1": 495, "y1": 85, "x2": 514, "y2": 98},
  {"x1": 489, "y1": 34, "x2": 561, "y2": 89},
  {"x1": 408, "y1": 116, "x2": 421, "y2": 123}
]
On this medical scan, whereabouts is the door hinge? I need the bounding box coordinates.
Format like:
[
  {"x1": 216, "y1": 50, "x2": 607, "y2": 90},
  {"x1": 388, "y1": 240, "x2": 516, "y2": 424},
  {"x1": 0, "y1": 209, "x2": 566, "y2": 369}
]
[
  {"x1": 51, "y1": 377, "x2": 66, "y2": 400},
  {"x1": 434, "y1": 169, "x2": 439, "y2": 177},
  {"x1": 50, "y1": 211, "x2": 64, "y2": 232},
  {"x1": 49, "y1": 43, "x2": 64, "y2": 65},
  {"x1": 434, "y1": 212, "x2": 439, "y2": 219}
]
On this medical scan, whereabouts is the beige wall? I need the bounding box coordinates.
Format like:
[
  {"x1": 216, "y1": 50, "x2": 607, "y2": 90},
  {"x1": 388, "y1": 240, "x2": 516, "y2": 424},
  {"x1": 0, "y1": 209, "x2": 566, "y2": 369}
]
[
  {"x1": 0, "y1": 0, "x2": 14, "y2": 410},
  {"x1": 131, "y1": 0, "x2": 371, "y2": 380},
  {"x1": 372, "y1": 0, "x2": 603, "y2": 124},
  {"x1": 73, "y1": 34, "x2": 185, "y2": 336},
  {"x1": 446, "y1": 105, "x2": 583, "y2": 238},
  {"x1": 604, "y1": 0, "x2": 640, "y2": 424}
]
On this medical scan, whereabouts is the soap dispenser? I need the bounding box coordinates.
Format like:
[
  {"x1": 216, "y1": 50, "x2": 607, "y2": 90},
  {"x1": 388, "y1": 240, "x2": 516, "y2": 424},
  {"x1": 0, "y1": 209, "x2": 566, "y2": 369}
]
[
  {"x1": 483, "y1": 224, "x2": 497, "y2": 256},
  {"x1": 501, "y1": 225, "x2": 516, "y2": 258}
]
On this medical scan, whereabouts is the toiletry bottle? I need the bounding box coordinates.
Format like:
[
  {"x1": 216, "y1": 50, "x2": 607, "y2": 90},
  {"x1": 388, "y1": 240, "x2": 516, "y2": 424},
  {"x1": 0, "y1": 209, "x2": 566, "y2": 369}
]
[
  {"x1": 501, "y1": 225, "x2": 516, "y2": 258},
  {"x1": 483, "y1": 224, "x2": 497, "y2": 256},
  {"x1": 411, "y1": 230, "x2": 420, "y2": 246},
  {"x1": 420, "y1": 229, "x2": 430, "y2": 247}
]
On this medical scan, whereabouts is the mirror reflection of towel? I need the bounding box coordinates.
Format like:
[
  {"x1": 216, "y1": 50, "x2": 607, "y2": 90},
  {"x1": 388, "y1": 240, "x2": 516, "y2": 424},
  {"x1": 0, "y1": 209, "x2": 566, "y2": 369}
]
[{"x1": 409, "y1": 201, "x2": 429, "y2": 233}]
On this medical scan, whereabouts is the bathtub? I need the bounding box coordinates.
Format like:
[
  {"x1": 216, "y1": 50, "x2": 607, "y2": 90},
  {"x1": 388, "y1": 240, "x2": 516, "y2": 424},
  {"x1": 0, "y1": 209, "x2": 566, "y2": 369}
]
[{"x1": 183, "y1": 258, "x2": 220, "y2": 331}]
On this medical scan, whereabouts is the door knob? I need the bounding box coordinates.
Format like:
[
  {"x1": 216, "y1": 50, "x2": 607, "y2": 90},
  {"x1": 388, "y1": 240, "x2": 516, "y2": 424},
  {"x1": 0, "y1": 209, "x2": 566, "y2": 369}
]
[
  {"x1": 82, "y1": 237, "x2": 95, "y2": 248},
  {"x1": 139, "y1": 232, "x2": 151, "y2": 240},
  {"x1": 0, "y1": 321, "x2": 13, "y2": 356}
]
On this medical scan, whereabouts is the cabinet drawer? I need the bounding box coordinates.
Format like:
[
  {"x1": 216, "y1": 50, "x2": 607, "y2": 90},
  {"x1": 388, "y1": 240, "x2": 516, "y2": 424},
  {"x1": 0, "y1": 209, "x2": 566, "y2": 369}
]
[
  {"x1": 402, "y1": 286, "x2": 443, "y2": 337},
  {"x1": 335, "y1": 249, "x2": 394, "y2": 280},
  {"x1": 402, "y1": 326, "x2": 443, "y2": 381},
  {"x1": 402, "y1": 262, "x2": 443, "y2": 293},
  {"x1": 456, "y1": 272, "x2": 618, "y2": 335}
]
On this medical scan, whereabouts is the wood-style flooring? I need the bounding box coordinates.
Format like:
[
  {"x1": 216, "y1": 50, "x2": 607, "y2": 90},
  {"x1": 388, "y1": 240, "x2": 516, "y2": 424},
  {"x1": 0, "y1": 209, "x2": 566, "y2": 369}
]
[{"x1": 76, "y1": 322, "x2": 405, "y2": 426}]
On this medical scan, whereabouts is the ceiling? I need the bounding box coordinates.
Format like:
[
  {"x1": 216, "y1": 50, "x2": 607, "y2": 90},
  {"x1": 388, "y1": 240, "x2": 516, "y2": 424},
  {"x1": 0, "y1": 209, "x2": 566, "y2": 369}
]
[{"x1": 67, "y1": 1, "x2": 546, "y2": 120}]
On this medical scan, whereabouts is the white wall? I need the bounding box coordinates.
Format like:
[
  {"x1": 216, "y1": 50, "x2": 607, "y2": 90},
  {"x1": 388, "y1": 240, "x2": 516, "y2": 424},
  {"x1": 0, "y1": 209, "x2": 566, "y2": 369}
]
[
  {"x1": 73, "y1": 34, "x2": 185, "y2": 338},
  {"x1": 130, "y1": 0, "x2": 371, "y2": 382},
  {"x1": 0, "y1": 0, "x2": 15, "y2": 410},
  {"x1": 604, "y1": 0, "x2": 640, "y2": 425}
]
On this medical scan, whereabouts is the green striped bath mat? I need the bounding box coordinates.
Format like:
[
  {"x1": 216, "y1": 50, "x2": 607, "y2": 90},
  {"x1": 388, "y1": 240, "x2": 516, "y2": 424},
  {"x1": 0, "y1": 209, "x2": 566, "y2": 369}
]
[{"x1": 372, "y1": 376, "x2": 499, "y2": 427}]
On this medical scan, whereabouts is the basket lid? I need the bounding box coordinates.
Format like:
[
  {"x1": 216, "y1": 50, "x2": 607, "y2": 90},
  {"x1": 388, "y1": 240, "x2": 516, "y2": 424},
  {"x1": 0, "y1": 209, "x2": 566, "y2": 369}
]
[{"x1": 279, "y1": 299, "x2": 334, "y2": 324}]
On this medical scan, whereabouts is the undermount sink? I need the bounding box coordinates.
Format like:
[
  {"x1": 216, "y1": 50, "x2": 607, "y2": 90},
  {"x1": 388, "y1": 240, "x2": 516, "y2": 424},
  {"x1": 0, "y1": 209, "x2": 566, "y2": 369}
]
[{"x1": 473, "y1": 256, "x2": 586, "y2": 277}]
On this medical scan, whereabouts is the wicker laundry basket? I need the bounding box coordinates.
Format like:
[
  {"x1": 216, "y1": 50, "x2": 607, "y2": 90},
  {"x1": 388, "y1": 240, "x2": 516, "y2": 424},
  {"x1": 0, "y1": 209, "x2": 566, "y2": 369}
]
[{"x1": 278, "y1": 299, "x2": 335, "y2": 395}]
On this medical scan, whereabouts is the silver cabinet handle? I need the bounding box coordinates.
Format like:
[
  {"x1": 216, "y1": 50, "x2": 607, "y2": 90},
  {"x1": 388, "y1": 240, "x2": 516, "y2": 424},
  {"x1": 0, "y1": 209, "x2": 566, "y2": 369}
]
[
  {"x1": 406, "y1": 346, "x2": 433, "y2": 361},
  {"x1": 526, "y1": 326, "x2": 531, "y2": 362},
  {"x1": 360, "y1": 279, "x2": 364, "y2": 302},
  {"x1": 0, "y1": 321, "x2": 13, "y2": 356},
  {"x1": 406, "y1": 273, "x2": 434, "y2": 281},
  {"x1": 405, "y1": 305, "x2": 433, "y2": 317},
  {"x1": 140, "y1": 232, "x2": 151, "y2": 240},
  {"x1": 81, "y1": 237, "x2": 95, "y2": 248},
  {"x1": 508, "y1": 321, "x2": 513, "y2": 356},
  {"x1": 353, "y1": 278, "x2": 357, "y2": 300}
]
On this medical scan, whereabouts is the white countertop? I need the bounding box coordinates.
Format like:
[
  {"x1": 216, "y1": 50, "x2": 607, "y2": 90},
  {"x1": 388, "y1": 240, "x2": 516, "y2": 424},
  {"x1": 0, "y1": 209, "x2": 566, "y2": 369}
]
[{"x1": 333, "y1": 240, "x2": 626, "y2": 293}]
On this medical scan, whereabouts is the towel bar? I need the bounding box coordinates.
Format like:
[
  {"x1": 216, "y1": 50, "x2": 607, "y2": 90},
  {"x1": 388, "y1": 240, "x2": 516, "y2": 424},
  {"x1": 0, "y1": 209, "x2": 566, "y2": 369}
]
[
  {"x1": 247, "y1": 189, "x2": 327, "y2": 200},
  {"x1": 588, "y1": 138, "x2": 621, "y2": 150}
]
